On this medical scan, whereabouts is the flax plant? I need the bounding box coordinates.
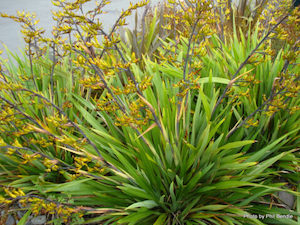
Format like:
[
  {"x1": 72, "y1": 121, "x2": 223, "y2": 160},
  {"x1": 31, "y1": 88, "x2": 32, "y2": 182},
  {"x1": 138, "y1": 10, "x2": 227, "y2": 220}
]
[{"x1": 0, "y1": 0, "x2": 299, "y2": 224}]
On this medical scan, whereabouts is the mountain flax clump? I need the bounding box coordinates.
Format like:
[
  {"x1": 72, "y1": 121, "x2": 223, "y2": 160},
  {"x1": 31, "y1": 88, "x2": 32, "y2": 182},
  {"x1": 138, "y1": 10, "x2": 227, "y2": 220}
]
[{"x1": 0, "y1": 0, "x2": 299, "y2": 224}]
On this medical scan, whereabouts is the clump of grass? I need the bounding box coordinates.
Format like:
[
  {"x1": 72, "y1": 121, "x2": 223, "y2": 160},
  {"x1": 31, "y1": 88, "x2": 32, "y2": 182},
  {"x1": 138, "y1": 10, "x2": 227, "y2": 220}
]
[{"x1": 0, "y1": 0, "x2": 299, "y2": 224}]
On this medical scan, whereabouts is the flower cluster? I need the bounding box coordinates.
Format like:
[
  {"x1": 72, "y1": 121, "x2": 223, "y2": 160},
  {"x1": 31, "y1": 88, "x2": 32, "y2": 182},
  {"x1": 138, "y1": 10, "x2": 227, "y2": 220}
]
[
  {"x1": 73, "y1": 155, "x2": 105, "y2": 174},
  {"x1": 43, "y1": 158, "x2": 60, "y2": 172},
  {"x1": 18, "y1": 197, "x2": 84, "y2": 222},
  {"x1": 115, "y1": 99, "x2": 153, "y2": 127}
]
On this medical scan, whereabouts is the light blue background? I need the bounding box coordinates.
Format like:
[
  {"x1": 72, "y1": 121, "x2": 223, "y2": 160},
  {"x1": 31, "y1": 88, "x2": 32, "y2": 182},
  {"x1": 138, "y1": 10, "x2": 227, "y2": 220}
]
[{"x1": 0, "y1": 0, "x2": 161, "y2": 56}]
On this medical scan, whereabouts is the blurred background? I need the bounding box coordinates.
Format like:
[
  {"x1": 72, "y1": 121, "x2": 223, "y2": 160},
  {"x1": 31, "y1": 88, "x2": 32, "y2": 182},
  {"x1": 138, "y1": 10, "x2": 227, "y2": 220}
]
[{"x1": 0, "y1": 0, "x2": 161, "y2": 57}]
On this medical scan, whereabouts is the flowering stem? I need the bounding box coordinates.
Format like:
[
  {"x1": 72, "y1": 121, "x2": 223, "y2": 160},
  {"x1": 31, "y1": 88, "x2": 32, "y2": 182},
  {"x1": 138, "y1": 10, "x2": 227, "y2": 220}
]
[{"x1": 211, "y1": 14, "x2": 289, "y2": 118}]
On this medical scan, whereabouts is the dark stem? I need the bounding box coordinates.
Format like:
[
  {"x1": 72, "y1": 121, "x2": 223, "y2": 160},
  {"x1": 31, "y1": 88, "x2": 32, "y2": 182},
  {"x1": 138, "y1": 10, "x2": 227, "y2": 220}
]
[{"x1": 183, "y1": 18, "x2": 201, "y2": 81}]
